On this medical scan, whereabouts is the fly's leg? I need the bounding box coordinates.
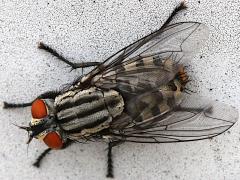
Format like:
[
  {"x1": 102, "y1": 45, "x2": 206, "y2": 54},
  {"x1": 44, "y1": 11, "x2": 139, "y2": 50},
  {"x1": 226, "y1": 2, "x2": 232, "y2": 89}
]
[
  {"x1": 3, "y1": 102, "x2": 32, "y2": 108},
  {"x1": 161, "y1": 1, "x2": 187, "y2": 30},
  {"x1": 33, "y1": 139, "x2": 74, "y2": 168},
  {"x1": 106, "y1": 141, "x2": 123, "y2": 178},
  {"x1": 38, "y1": 42, "x2": 101, "y2": 70},
  {"x1": 3, "y1": 91, "x2": 59, "y2": 109},
  {"x1": 33, "y1": 148, "x2": 51, "y2": 167},
  {"x1": 106, "y1": 143, "x2": 113, "y2": 178}
]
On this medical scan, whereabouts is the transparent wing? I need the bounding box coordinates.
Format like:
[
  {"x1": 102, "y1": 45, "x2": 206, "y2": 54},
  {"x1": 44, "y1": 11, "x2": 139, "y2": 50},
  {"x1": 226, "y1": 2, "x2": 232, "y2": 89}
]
[
  {"x1": 88, "y1": 22, "x2": 208, "y2": 77},
  {"x1": 122, "y1": 22, "x2": 208, "y2": 63},
  {"x1": 86, "y1": 22, "x2": 208, "y2": 94},
  {"x1": 110, "y1": 94, "x2": 238, "y2": 143}
]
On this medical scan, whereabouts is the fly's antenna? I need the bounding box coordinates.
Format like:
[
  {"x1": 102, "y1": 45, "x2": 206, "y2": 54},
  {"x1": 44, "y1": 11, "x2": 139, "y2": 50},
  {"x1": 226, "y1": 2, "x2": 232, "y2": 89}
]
[
  {"x1": 26, "y1": 135, "x2": 33, "y2": 144},
  {"x1": 12, "y1": 123, "x2": 32, "y2": 156},
  {"x1": 12, "y1": 123, "x2": 31, "y2": 131},
  {"x1": 12, "y1": 123, "x2": 34, "y2": 144}
]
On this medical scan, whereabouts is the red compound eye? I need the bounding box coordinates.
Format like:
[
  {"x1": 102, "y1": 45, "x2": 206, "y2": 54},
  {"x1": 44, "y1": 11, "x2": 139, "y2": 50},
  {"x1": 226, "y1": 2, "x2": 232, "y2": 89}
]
[
  {"x1": 43, "y1": 132, "x2": 63, "y2": 149},
  {"x1": 31, "y1": 99, "x2": 48, "y2": 119}
]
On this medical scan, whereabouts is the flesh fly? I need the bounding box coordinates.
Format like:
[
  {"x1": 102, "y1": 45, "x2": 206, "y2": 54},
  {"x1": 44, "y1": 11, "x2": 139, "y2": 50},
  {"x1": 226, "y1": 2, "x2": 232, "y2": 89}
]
[{"x1": 3, "y1": 2, "x2": 238, "y2": 178}]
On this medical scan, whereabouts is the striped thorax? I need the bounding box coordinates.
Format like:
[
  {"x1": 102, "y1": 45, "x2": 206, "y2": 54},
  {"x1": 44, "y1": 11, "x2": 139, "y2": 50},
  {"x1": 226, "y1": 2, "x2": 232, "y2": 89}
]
[{"x1": 55, "y1": 87, "x2": 124, "y2": 138}]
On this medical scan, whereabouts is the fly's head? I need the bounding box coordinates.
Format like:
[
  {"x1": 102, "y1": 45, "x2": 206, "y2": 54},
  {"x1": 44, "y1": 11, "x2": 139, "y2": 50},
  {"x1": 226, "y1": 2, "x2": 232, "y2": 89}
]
[{"x1": 18, "y1": 99, "x2": 65, "y2": 149}]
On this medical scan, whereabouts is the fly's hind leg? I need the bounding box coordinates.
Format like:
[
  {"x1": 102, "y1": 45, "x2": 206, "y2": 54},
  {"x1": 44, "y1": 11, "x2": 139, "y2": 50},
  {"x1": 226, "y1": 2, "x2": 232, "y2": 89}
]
[
  {"x1": 38, "y1": 42, "x2": 101, "y2": 70},
  {"x1": 3, "y1": 91, "x2": 59, "y2": 109},
  {"x1": 161, "y1": 1, "x2": 187, "y2": 30}
]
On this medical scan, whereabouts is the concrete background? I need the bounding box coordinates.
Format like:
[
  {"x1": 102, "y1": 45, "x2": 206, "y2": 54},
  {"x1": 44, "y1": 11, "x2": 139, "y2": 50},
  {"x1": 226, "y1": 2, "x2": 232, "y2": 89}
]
[{"x1": 0, "y1": 0, "x2": 239, "y2": 179}]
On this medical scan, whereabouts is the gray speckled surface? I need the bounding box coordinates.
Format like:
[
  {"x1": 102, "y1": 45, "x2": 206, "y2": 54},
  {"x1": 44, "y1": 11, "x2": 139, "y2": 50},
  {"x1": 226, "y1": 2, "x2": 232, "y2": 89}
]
[{"x1": 0, "y1": 0, "x2": 240, "y2": 180}]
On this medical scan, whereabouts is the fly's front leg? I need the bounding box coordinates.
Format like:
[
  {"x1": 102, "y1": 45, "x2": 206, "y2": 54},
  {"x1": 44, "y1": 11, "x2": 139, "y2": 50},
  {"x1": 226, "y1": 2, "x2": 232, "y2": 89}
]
[
  {"x1": 33, "y1": 148, "x2": 51, "y2": 167},
  {"x1": 33, "y1": 139, "x2": 74, "y2": 167},
  {"x1": 3, "y1": 102, "x2": 32, "y2": 108},
  {"x1": 38, "y1": 42, "x2": 101, "y2": 70},
  {"x1": 3, "y1": 91, "x2": 59, "y2": 109}
]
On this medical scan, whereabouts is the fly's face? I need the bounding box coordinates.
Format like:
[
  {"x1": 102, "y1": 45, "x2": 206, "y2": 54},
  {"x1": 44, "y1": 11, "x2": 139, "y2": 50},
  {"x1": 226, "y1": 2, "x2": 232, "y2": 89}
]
[{"x1": 24, "y1": 99, "x2": 65, "y2": 149}]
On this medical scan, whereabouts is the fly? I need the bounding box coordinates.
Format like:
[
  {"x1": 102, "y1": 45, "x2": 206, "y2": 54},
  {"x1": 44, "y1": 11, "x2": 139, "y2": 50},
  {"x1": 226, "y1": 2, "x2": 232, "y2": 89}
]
[{"x1": 3, "y1": 2, "x2": 238, "y2": 178}]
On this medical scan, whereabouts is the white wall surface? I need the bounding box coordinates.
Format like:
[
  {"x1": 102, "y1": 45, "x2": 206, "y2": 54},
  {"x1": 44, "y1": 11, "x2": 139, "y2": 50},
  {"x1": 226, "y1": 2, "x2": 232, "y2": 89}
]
[{"x1": 0, "y1": 0, "x2": 239, "y2": 180}]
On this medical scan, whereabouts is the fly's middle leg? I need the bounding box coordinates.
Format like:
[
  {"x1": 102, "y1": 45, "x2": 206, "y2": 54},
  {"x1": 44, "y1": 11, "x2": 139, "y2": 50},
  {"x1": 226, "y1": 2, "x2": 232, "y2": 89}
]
[
  {"x1": 38, "y1": 42, "x2": 101, "y2": 70},
  {"x1": 106, "y1": 142, "x2": 114, "y2": 178},
  {"x1": 105, "y1": 140, "x2": 122, "y2": 178}
]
